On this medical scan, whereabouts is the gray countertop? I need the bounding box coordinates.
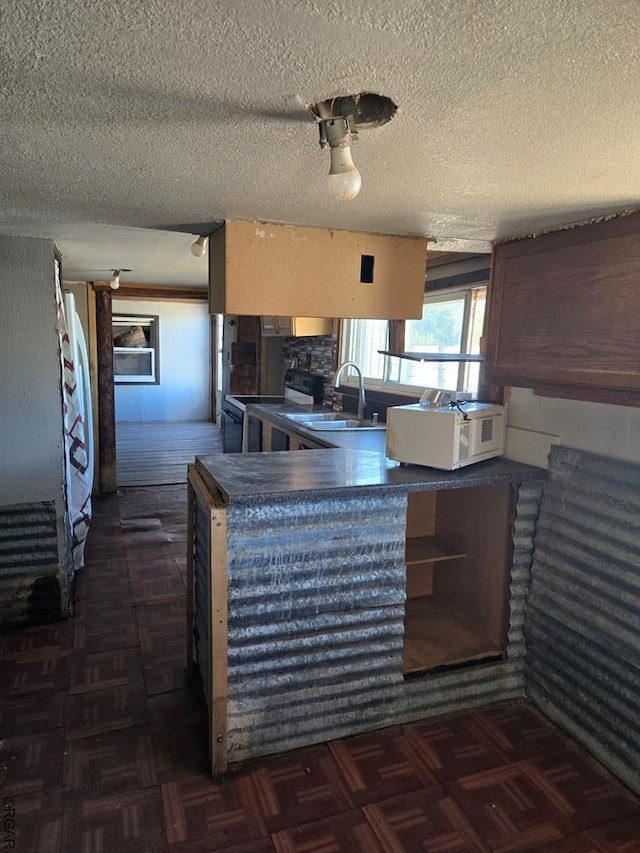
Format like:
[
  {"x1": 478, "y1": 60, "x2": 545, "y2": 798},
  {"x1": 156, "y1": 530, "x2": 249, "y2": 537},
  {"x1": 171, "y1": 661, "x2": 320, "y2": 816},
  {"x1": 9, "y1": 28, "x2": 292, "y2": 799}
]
[
  {"x1": 195, "y1": 444, "x2": 544, "y2": 506},
  {"x1": 194, "y1": 401, "x2": 544, "y2": 505}
]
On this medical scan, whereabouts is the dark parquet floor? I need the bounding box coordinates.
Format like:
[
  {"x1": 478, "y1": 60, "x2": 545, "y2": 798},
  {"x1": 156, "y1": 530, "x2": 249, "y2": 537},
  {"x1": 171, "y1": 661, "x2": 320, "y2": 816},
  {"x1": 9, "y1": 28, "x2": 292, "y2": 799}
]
[{"x1": 1, "y1": 484, "x2": 640, "y2": 852}]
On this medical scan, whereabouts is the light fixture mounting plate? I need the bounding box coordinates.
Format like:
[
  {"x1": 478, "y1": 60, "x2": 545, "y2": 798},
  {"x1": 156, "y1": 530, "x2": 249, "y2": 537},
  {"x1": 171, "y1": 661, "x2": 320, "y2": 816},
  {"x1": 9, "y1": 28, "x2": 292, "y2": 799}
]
[{"x1": 309, "y1": 92, "x2": 397, "y2": 130}]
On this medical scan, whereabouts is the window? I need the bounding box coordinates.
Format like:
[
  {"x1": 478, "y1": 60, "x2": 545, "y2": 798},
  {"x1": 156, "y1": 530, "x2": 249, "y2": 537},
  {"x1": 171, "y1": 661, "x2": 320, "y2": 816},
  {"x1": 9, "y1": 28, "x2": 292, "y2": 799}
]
[
  {"x1": 340, "y1": 284, "x2": 487, "y2": 395},
  {"x1": 112, "y1": 314, "x2": 159, "y2": 384}
]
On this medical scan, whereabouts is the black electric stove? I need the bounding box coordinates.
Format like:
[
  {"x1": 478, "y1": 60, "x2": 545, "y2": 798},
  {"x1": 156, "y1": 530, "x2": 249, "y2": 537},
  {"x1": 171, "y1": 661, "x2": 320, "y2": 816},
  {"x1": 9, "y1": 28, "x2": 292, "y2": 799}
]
[
  {"x1": 226, "y1": 395, "x2": 288, "y2": 410},
  {"x1": 221, "y1": 370, "x2": 325, "y2": 453}
]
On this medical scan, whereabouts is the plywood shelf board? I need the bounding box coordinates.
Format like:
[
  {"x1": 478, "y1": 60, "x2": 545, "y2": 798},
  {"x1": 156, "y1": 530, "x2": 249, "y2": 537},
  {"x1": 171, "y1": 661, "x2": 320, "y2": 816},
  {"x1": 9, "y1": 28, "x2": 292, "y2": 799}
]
[
  {"x1": 405, "y1": 535, "x2": 466, "y2": 565},
  {"x1": 210, "y1": 220, "x2": 428, "y2": 319},
  {"x1": 403, "y1": 595, "x2": 502, "y2": 674},
  {"x1": 379, "y1": 350, "x2": 483, "y2": 362}
]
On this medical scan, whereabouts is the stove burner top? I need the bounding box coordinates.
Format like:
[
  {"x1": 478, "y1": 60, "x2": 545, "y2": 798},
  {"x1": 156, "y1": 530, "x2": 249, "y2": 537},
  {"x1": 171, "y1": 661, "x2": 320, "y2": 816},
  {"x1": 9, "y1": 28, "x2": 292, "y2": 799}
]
[{"x1": 229, "y1": 395, "x2": 288, "y2": 405}]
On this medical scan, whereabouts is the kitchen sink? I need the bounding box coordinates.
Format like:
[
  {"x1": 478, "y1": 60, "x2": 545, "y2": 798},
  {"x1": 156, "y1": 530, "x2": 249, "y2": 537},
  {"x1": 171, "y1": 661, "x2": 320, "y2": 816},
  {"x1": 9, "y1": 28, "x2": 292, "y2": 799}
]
[
  {"x1": 281, "y1": 410, "x2": 385, "y2": 431},
  {"x1": 301, "y1": 419, "x2": 386, "y2": 431},
  {"x1": 281, "y1": 412, "x2": 346, "y2": 422}
]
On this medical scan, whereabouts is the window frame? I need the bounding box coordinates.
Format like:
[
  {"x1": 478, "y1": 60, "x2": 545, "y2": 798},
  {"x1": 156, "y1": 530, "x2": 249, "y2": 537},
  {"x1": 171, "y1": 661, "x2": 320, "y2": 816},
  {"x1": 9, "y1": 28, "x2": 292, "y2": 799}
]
[
  {"x1": 338, "y1": 281, "x2": 488, "y2": 397},
  {"x1": 112, "y1": 313, "x2": 160, "y2": 385}
]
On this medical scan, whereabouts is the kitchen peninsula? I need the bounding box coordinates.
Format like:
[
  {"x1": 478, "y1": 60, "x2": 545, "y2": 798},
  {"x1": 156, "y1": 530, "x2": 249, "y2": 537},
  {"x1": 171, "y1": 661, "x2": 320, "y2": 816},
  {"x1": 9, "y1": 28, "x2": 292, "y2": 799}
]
[{"x1": 187, "y1": 413, "x2": 544, "y2": 776}]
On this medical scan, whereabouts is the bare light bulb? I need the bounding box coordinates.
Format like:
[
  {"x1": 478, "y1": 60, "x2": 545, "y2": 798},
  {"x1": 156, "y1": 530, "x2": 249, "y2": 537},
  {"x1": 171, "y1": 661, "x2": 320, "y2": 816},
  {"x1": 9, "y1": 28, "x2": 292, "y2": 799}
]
[
  {"x1": 109, "y1": 271, "x2": 121, "y2": 290},
  {"x1": 191, "y1": 235, "x2": 208, "y2": 257},
  {"x1": 327, "y1": 145, "x2": 361, "y2": 200}
]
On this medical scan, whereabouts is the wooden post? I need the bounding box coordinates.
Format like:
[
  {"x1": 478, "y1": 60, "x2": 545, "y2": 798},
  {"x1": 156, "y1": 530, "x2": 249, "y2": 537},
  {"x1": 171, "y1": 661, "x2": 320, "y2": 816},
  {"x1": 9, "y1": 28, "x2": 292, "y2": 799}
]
[
  {"x1": 209, "y1": 503, "x2": 228, "y2": 775},
  {"x1": 187, "y1": 464, "x2": 229, "y2": 776},
  {"x1": 94, "y1": 288, "x2": 117, "y2": 493}
]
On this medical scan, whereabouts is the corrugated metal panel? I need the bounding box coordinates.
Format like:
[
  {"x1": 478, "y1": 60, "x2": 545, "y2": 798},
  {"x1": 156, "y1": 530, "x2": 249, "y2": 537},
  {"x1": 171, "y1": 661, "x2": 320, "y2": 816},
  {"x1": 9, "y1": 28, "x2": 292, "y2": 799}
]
[
  {"x1": 0, "y1": 501, "x2": 66, "y2": 626},
  {"x1": 224, "y1": 491, "x2": 405, "y2": 763},
  {"x1": 526, "y1": 446, "x2": 640, "y2": 794},
  {"x1": 203, "y1": 482, "x2": 542, "y2": 766}
]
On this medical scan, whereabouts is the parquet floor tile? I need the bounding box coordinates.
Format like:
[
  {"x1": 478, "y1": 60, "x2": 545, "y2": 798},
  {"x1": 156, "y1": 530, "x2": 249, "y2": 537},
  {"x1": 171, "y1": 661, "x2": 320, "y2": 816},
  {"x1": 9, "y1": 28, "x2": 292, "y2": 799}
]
[
  {"x1": 148, "y1": 688, "x2": 209, "y2": 783},
  {"x1": 472, "y1": 702, "x2": 575, "y2": 761},
  {"x1": 328, "y1": 726, "x2": 442, "y2": 807},
  {"x1": 2, "y1": 481, "x2": 639, "y2": 852},
  {"x1": 142, "y1": 647, "x2": 188, "y2": 696},
  {"x1": 0, "y1": 686, "x2": 68, "y2": 735},
  {"x1": 272, "y1": 807, "x2": 386, "y2": 852},
  {"x1": 0, "y1": 647, "x2": 71, "y2": 694},
  {"x1": 404, "y1": 710, "x2": 508, "y2": 781},
  {"x1": 62, "y1": 789, "x2": 168, "y2": 853},
  {"x1": 363, "y1": 790, "x2": 489, "y2": 852},
  {"x1": 131, "y1": 574, "x2": 186, "y2": 603},
  {"x1": 134, "y1": 595, "x2": 186, "y2": 626},
  {"x1": 66, "y1": 682, "x2": 149, "y2": 740},
  {"x1": 587, "y1": 812, "x2": 640, "y2": 850},
  {"x1": 69, "y1": 647, "x2": 145, "y2": 694},
  {"x1": 525, "y1": 832, "x2": 605, "y2": 852},
  {"x1": 251, "y1": 743, "x2": 354, "y2": 832},
  {"x1": 127, "y1": 555, "x2": 183, "y2": 582},
  {"x1": 63, "y1": 724, "x2": 157, "y2": 796},
  {"x1": 0, "y1": 622, "x2": 73, "y2": 660},
  {"x1": 11, "y1": 806, "x2": 64, "y2": 853},
  {"x1": 161, "y1": 774, "x2": 267, "y2": 850},
  {"x1": 522, "y1": 749, "x2": 640, "y2": 833},
  {"x1": 446, "y1": 763, "x2": 566, "y2": 851},
  {"x1": 73, "y1": 617, "x2": 140, "y2": 653},
  {"x1": 75, "y1": 572, "x2": 132, "y2": 602},
  {"x1": 0, "y1": 728, "x2": 66, "y2": 809}
]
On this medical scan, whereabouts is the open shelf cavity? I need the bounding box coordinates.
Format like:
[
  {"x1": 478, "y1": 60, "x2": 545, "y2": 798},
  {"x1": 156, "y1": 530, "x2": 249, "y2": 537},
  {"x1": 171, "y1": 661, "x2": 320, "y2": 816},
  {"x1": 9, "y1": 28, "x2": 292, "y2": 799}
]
[
  {"x1": 403, "y1": 485, "x2": 513, "y2": 677},
  {"x1": 404, "y1": 596, "x2": 503, "y2": 674}
]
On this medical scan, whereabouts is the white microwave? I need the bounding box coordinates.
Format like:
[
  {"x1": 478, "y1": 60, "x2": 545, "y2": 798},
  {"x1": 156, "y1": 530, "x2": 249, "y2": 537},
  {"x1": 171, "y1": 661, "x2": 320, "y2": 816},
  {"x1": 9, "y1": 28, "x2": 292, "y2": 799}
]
[{"x1": 386, "y1": 402, "x2": 506, "y2": 470}]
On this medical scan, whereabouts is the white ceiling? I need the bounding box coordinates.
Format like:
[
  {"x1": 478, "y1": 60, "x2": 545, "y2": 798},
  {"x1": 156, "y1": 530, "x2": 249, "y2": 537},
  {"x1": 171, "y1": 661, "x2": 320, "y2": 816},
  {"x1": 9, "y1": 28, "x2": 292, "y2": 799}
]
[{"x1": 2, "y1": 0, "x2": 639, "y2": 286}]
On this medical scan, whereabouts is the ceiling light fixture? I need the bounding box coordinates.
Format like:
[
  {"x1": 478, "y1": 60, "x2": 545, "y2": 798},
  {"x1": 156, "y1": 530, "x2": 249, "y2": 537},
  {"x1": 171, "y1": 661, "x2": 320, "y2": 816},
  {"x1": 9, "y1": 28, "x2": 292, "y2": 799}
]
[
  {"x1": 109, "y1": 270, "x2": 121, "y2": 290},
  {"x1": 311, "y1": 93, "x2": 398, "y2": 202},
  {"x1": 191, "y1": 235, "x2": 209, "y2": 257},
  {"x1": 320, "y1": 117, "x2": 361, "y2": 201}
]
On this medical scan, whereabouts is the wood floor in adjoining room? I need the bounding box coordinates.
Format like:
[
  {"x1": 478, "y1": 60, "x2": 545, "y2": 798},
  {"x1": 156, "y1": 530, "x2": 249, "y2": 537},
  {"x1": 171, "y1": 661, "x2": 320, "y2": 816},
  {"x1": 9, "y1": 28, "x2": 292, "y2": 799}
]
[
  {"x1": 116, "y1": 420, "x2": 222, "y2": 486},
  {"x1": 1, "y1": 485, "x2": 640, "y2": 852}
]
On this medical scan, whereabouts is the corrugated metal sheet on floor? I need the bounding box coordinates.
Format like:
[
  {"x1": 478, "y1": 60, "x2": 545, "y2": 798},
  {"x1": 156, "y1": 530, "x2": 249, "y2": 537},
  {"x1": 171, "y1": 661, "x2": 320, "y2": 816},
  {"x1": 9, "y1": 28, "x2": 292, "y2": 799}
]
[
  {"x1": 207, "y1": 482, "x2": 542, "y2": 765},
  {"x1": 0, "y1": 500, "x2": 67, "y2": 626},
  {"x1": 526, "y1": 446, "x2": 640, "y2": 794}
]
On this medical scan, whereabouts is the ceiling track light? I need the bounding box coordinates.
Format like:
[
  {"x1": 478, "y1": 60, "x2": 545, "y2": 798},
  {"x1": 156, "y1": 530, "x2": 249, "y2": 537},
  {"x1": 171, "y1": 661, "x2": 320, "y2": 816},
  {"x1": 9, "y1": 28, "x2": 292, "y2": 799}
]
[
  {"x1": 191, "y1": 235, "x2": 209, "y2": 257},
  {"x1": 319, "y1": 117, "x2": 361, "y2": 201}
]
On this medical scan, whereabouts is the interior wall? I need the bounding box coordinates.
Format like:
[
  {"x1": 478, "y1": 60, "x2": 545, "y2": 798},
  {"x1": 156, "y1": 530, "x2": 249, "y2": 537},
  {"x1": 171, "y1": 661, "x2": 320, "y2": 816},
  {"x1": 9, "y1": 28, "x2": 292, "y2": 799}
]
[
  {"x1": 114, "y1": 298, "x2": 210, "y2": 422},
  {"x1": 505, "y1": 387, "x2": 640, "y2": 468},
  {"x1": 0, "y1": 236, "x2": 64, "y2": 507}
]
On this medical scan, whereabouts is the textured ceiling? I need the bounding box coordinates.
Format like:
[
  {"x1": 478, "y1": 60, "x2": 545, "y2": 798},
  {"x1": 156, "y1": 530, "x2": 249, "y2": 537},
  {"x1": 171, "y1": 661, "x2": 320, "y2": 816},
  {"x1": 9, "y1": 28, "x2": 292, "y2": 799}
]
[{"x1": 1, "y1": 0, "x2": 639, "y2": 286}]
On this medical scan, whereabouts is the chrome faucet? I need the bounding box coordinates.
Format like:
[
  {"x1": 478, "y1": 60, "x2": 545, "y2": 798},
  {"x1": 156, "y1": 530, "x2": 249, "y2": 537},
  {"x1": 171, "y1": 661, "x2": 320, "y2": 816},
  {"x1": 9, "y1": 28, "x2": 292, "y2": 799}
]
[{"x1": 332, "y1": 361, "x2": 366, "y2": 421}]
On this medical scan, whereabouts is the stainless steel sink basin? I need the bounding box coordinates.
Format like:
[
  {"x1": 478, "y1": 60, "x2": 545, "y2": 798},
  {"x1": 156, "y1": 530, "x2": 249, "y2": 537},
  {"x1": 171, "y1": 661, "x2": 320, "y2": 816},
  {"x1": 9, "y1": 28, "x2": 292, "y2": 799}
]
[
  {"x1": 281, "y1": 410, "x2": 385, "y2": 431},
  {"x1": 281, "y1": 412, "x2": 346, "y2": 422},
  {"x1": 301, "y1": 419, "x2": 386, "y2": 431}
]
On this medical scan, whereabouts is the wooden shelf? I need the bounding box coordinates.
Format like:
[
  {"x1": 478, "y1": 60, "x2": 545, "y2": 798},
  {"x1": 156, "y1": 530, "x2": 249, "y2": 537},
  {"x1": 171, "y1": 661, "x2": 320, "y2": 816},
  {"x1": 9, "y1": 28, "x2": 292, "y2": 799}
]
[
  {"x1": 405, "y1": 536, "x2": 466, "y2": 566},
  {"x1": 403, "y1": 595, "x2": 503, "y2": 675},
  {"x1": 379, "y1": 350, "x2": 484, "y2": 362}
]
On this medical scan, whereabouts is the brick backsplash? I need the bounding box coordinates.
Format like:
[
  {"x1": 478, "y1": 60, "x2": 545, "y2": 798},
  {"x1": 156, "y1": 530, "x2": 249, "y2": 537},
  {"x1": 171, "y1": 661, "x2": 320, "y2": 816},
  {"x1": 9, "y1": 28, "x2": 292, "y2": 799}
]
[{"x1": 283, "y1": 335, "x2": 340, "y2": 406}]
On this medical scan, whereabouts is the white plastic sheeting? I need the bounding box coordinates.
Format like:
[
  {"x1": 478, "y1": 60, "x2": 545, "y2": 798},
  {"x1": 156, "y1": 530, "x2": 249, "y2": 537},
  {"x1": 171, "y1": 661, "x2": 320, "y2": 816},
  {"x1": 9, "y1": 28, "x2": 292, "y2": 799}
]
[{"x1": 55, "y1": 263, "x2": 92, "y2": 570}]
